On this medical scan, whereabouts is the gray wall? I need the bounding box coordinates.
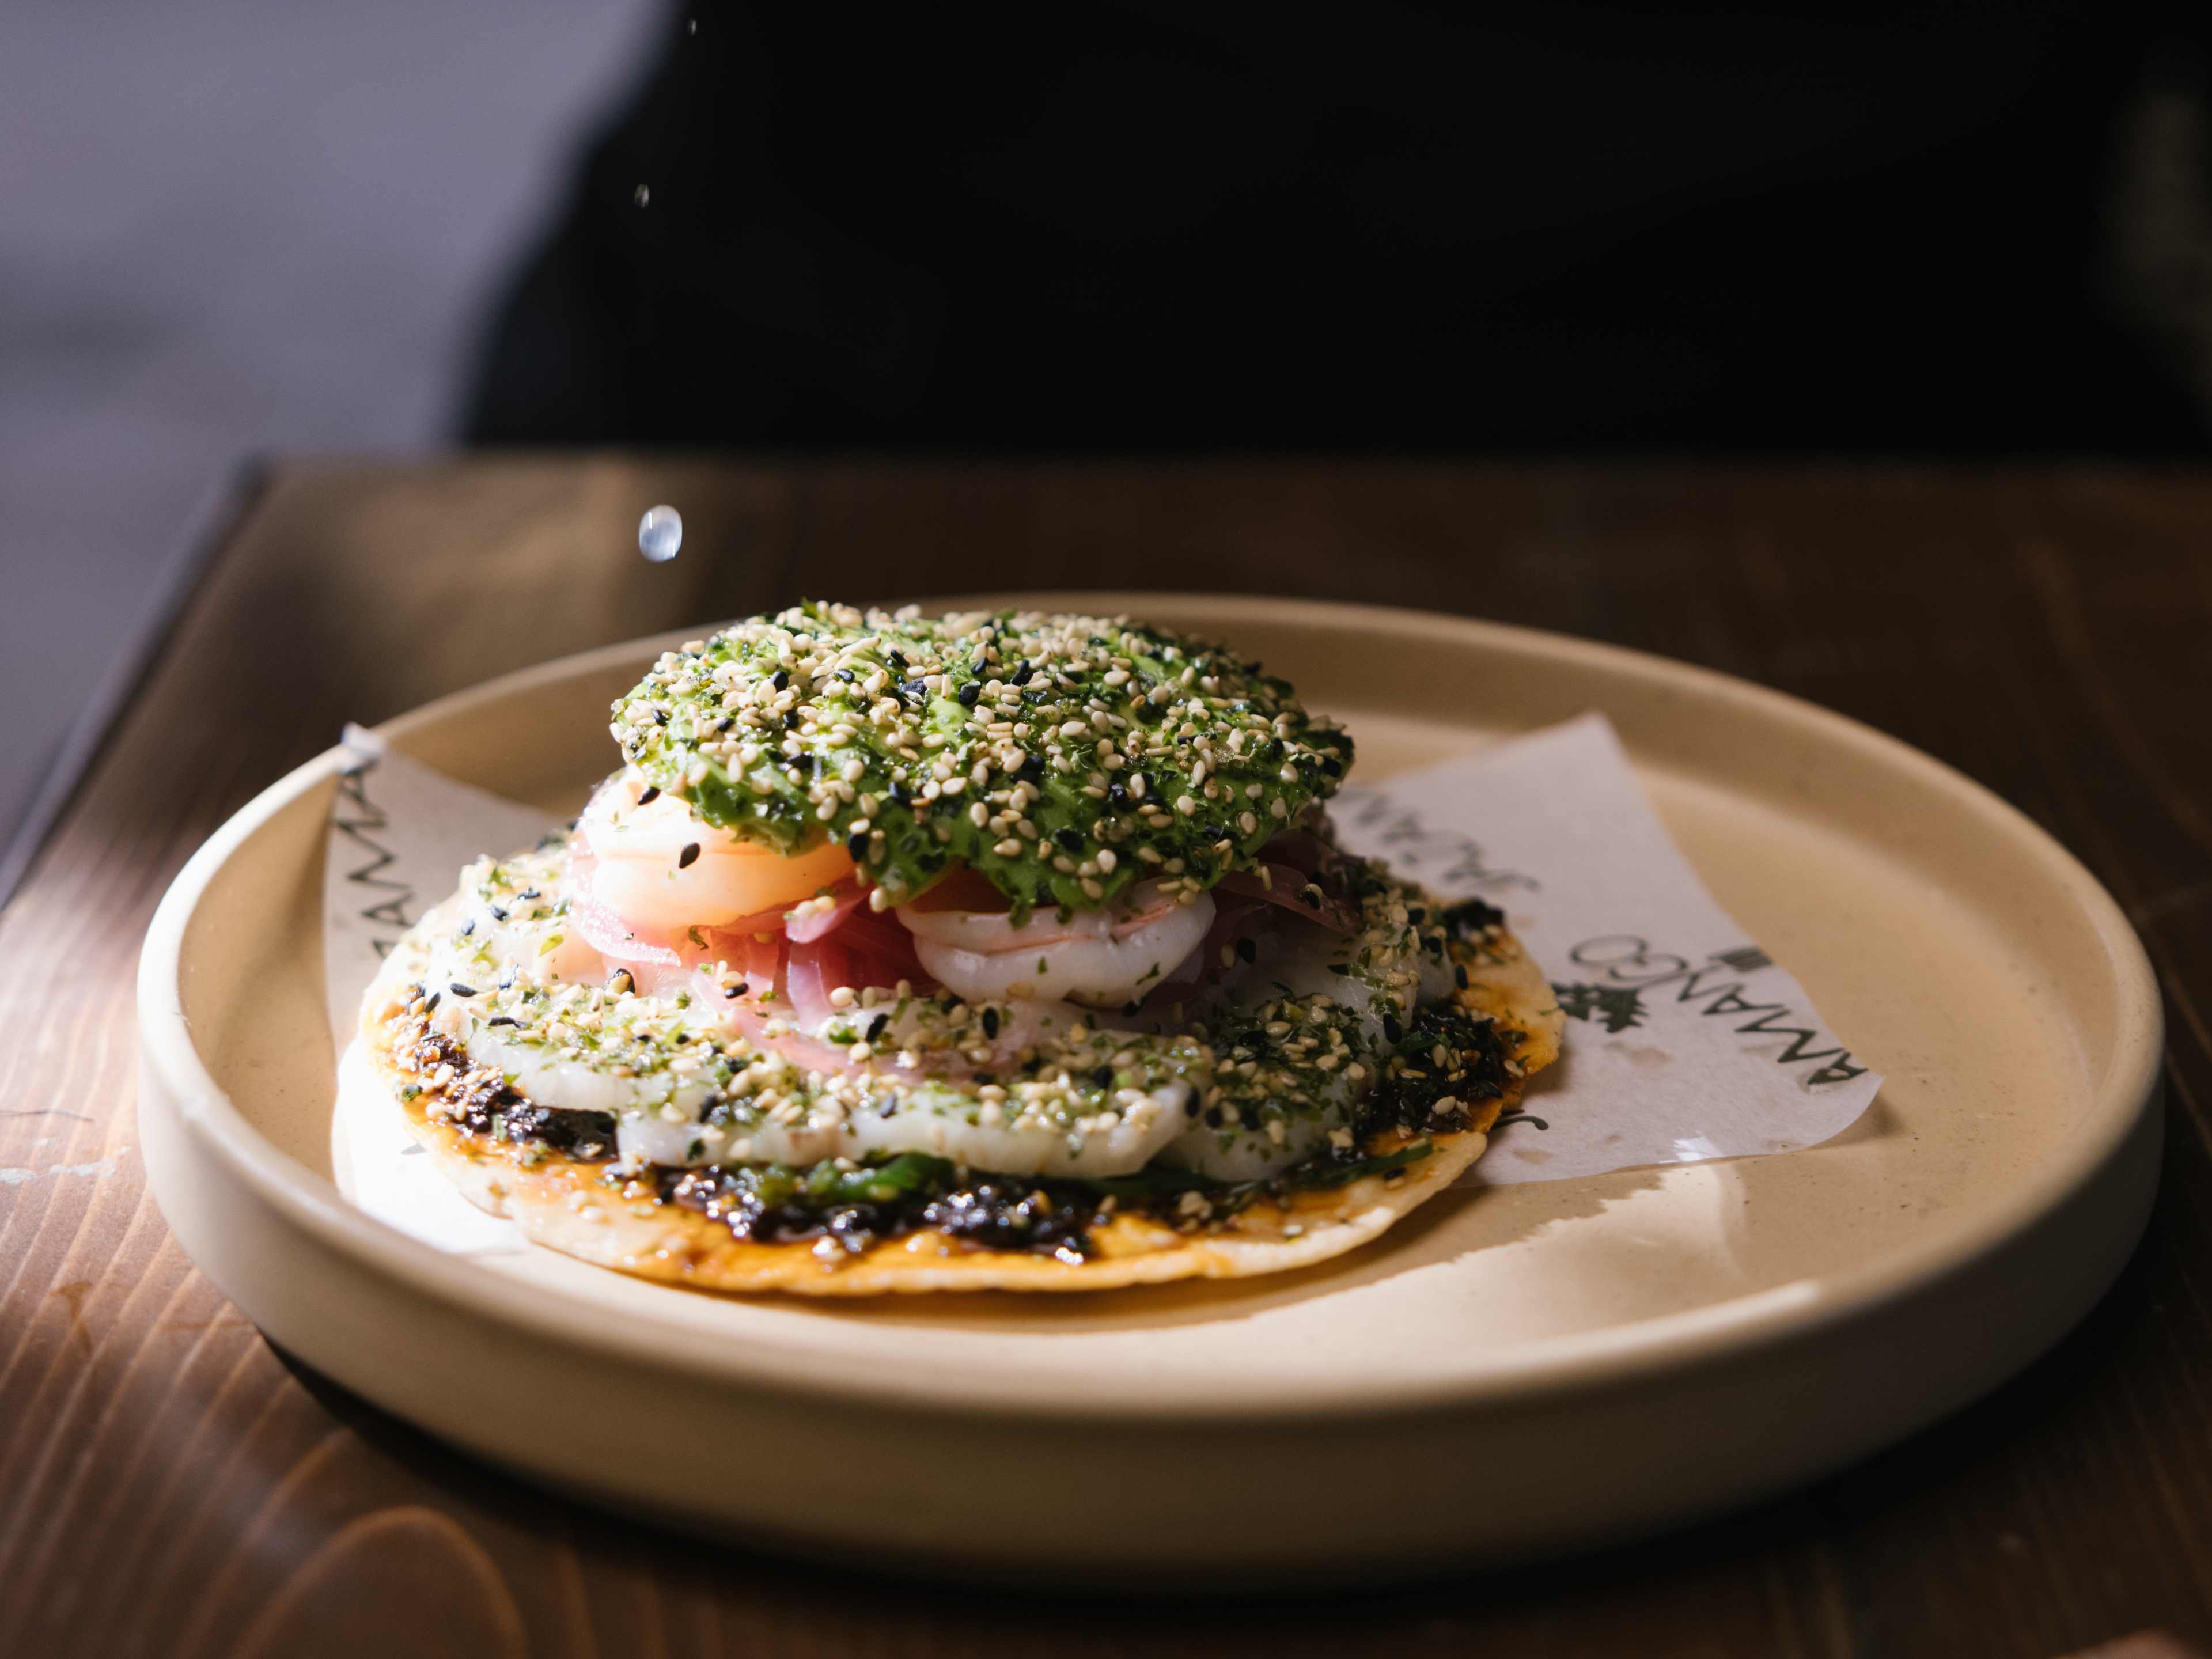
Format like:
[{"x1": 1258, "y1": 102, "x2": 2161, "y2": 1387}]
[{"x1": 0, "y1": 0, "x2": 661, "y2": 887}]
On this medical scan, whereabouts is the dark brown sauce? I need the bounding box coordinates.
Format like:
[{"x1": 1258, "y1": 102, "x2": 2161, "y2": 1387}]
[
  {"x1": 400, "y1": 1014, "x2": 618, "y2": 1161},
  {"x1": 660, "y1": 1165, "x2": 1109, "y2": 1264}
]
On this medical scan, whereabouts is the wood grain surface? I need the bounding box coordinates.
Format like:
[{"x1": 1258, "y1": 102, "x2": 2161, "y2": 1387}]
[{"x1": 3, "y1": 457, "x2": 2210, "y2": 1658}]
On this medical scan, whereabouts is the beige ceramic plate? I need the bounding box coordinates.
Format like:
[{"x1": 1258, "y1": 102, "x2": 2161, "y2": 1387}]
[{"x1": 139, "y1": 596, "x2": 2162, "y2": 1585}]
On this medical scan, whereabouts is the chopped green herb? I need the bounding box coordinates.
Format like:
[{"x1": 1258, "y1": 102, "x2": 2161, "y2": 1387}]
[
  {"x1": 1292, "y1": 1138, "x2": 1435, "y2": 1188},
  {"x1": 608, "y1": 603, "x2": 1352, "y2": 919}
]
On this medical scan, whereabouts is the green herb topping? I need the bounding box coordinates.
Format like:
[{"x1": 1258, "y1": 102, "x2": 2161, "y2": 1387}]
[{"x1": 608, "y1": 601, "x2": 1353, "y2": 918}]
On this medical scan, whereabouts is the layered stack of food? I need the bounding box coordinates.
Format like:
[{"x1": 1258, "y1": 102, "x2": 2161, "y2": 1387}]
[{"x1": 361, "y1": 603, "x2": 1559, "y2": 1293}]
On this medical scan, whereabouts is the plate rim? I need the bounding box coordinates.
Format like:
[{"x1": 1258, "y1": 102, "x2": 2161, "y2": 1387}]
[{"x1": 138, "y1": 593, "x2": 2164, "y2": 1422}]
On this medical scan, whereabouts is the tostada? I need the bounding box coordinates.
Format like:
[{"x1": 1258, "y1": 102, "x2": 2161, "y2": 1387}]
[{"x1": 359, "y1": 603, "x2": 1560, "y2": 1293}]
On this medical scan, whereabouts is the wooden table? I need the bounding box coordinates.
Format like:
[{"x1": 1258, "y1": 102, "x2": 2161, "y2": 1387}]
[{"x1": 5, "y1": 459, "x2": 2209, "y2": 1659}]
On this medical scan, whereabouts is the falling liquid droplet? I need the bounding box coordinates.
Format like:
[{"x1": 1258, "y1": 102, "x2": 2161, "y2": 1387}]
[
  {"x1": 634, "y1": 184, "x2": 651, "y2": 207},
  {"x1": 638, "y1": 505, "x2": 683, "y2": 563},
  {"x1": 687, "y1": 18, "x2": 698, "y2": 33}
]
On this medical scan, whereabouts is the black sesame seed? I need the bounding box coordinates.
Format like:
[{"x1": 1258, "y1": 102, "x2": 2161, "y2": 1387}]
[
  {"x1": 637, "y1": 786, "x2": 660, "y2": 805},
  {"x1": 449, "y1": 982, "x2": 477, "y2": 998},
  {"x1": 847, "y1": 830, "x2": 869, "y2": 863},
  {"x1": 678, "y1": 842, "x2": 701, "y2": 869},
  {"x1": 1204, "y1": 1107, "x2": 1224, "y2": 1128},
  {"x1": 899, "y1": 678, "x2": 928, "y2": 703},
  {"x1": 1321, "y1": 757, "x2": 1343, "y2": 777},
  {"x1": 835, "y1": 669, "x2": 856, "y2": 683},
  {"x1": 1018, "y1": 755, "x2": 1046, "y2": 783},
  {"x1": 423, "y1": 992, "x2": 441, "y2": 1012},
  {"x1": 717, "y1": 716, "x2": 735, "y2": 732},
  {"x1": 957, "y1": 681, "x2": 982, "y2": 707},
  {"x1": 1441, "y1": 897, "x2": 1508, "y2": 936},
  {"x1": 888, "y1": 780, "x2": 912, "y2": 806},
  {"x1": 1092, "y1": 1065, "x2": 1115, "y2": 1088},
  {"x1": 1011, "y1": 660, "x2": 1034, "y2": 686},
  {"x1": 1234, "y1": 937, "x2": 1257, "y2": 963},
  {"x1": 724, "y1": 985, "x2": 744, "y2": 999},
  {"x1": 488, "y1": 906, "x2": 508, "y2": 921},
  {"x1": 488, "y1": 1015, "x2": 520, "y2": 1027},
  {"x1": 1054, "y1": 827, "x2": 1083, "y2": 851},
  {"x1": 1382, "y1": 1013, "x2": 1404, "y2": 1043},
  {"x1": 1455, "y1": 964, "x2": 1470, "y2": 990},
  {"x1": 866, "y1": 1013, "x2": 889, "y2": 1041},
  {"x1": 518, "y1": 888, "x2": 541, "y2": 900},
  {"x1": 1107, "y1": 783, "x2": 1130, "y2": 808},
  {"x1": 459, "y1": 918, "x2": 475, "y2": 937},
  {"x1": 1184, "y1": 1096, "x2": 1201, "y2": 1116},
  {"x1": 771, "y1": 669, "x2": 790, "y2": 691},
  {"x1": 887, "y1": 650, "x2": 907, "y2": 671},
  {"x1": 980, "y1": 1006, "x2": 1001, "y2": 1039}
]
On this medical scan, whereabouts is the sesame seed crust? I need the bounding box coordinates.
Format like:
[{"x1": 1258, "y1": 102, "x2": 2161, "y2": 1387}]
[{"x1": 607, "y1": 601, "x2": 1354, "y2": 919}]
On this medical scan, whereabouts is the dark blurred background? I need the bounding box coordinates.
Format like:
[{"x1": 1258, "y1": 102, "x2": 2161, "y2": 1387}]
[
  {"x1": 5, "y1": 1, "x2": 2211, "y2": 888},
  {"x1": 467, "y1": 3, "x2": 2212, "y2": 454}
]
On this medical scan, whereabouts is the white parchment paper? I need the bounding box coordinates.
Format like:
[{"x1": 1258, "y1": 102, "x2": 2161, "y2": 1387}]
[
  {"x1": 323, "y1": 725, "x2": 558, "y2": 1039},
  {"x1": 1331, "y1": 714, "x2": 1880, "y2": 1184},
  {"x1": 325, "y1": 714, "x2": 1880, "y2": 1244},
  {"x1": 325, "y1": 725, "x2": 552, "y2": 1252}
]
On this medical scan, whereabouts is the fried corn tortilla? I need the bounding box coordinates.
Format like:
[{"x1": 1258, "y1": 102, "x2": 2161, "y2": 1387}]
[{"x1": 358, "y1": 923, "x2": 1560, "y2": 1296}]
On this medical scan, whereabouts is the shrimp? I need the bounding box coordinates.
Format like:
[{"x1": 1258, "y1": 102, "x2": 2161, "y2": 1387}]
[
  {"x1": 577, "y1": 772, "x2": 853, "y2": 931},
  {"x1": 896, "y1": 876, "x2": 1214, "y2": 1007}
]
